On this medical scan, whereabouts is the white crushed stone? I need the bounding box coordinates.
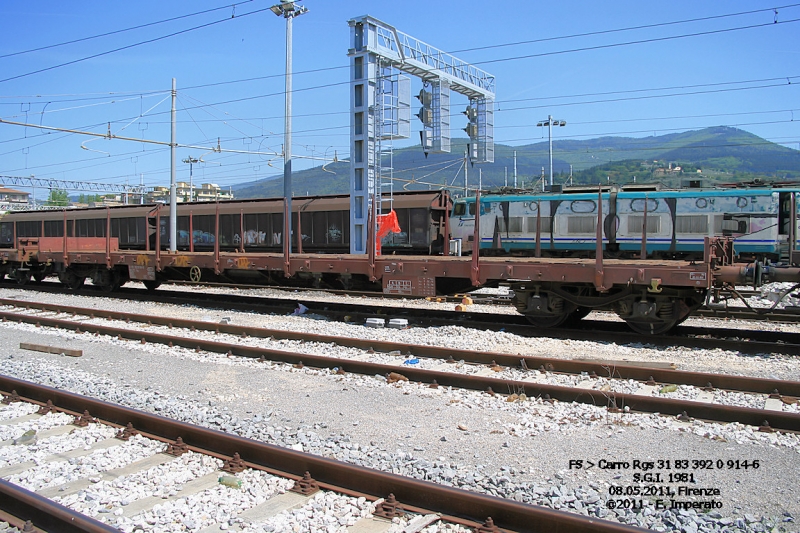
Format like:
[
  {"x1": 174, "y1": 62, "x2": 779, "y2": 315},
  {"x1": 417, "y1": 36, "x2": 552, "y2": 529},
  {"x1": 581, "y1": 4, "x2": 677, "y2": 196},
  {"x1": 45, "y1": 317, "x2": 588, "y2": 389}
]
[
  {"x1": 6, "y1": 433, "x2": 165, "y2": 491},
  {"x1": 1, "y1": 285, "x2": 799, "y2": 532}
]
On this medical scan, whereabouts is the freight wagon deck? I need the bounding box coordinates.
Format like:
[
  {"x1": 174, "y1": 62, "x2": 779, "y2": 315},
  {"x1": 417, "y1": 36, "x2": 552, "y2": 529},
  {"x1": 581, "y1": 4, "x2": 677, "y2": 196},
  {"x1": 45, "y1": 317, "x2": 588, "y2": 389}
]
[{"x1": 5, "y1": 236, "x2": 795, "y2": 335}]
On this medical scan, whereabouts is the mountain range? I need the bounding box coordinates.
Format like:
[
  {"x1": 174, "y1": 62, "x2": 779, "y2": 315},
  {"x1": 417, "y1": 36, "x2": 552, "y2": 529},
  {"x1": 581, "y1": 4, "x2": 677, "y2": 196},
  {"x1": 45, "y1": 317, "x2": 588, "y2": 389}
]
[{"x1": 233, "y1": 126, "x2": 800, "y2": 198}]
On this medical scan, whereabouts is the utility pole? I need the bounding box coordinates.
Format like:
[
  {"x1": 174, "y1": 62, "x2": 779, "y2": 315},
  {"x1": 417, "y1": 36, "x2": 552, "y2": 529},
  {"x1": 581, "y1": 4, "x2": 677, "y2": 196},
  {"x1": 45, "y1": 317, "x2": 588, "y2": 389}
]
[{"x1": 169, "y1": 78, "x2": 177, "y2": 253}]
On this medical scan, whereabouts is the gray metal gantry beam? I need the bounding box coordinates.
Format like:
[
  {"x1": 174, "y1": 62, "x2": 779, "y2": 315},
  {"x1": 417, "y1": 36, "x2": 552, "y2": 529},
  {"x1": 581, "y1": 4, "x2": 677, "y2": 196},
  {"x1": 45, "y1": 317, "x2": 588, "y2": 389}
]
[
  {"x1": 0, "y1": 175, "x2": 146, "y2": 196},
  {"x1": 347, "y1": 15, "x2": 496, "y2": 254}
]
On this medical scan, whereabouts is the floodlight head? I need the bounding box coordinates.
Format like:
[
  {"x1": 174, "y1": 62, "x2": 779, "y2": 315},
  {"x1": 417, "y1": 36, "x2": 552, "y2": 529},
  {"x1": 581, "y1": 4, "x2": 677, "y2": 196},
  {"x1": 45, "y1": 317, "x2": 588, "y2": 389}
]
[
  {"x1": 536, "y1": 122, "x2": 543, "y2": 127},
  {"x1": 271, "y1": 1, "x2": 307, "y2": 17},
  {"x1": 559, "y1": 121, "x2": 567, "y2": 126}
]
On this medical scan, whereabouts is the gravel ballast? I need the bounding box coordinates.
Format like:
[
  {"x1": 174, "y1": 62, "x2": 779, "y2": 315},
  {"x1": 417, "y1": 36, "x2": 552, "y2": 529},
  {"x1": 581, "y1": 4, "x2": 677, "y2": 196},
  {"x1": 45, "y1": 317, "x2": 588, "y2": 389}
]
[{"x1": 0, "y1": 286, "x2": 799, "y2": 532}]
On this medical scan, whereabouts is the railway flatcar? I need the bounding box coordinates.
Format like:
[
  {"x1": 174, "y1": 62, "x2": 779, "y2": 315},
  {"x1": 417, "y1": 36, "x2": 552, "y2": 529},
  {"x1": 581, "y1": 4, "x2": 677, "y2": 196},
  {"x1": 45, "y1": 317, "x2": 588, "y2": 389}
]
[
  {"x1": 0, "y1": 190, "x2": 450, "y2": 288},
  {"x1": 450, "y1": 183, "x2": 800, "y2": 262}
]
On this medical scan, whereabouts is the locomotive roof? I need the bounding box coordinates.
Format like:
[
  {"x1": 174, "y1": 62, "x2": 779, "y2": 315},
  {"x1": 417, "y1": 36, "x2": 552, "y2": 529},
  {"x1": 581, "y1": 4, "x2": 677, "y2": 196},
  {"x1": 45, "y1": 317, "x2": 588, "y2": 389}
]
[{"x1": 453, "y1": 184, "x2": 800, "y2": 203}]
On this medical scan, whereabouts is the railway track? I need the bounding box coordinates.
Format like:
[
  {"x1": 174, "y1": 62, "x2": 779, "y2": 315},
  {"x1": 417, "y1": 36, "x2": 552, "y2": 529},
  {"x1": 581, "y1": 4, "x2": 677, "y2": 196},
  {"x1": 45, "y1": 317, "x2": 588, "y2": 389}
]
[
  {"x1": 5, "y1": 278, "x2": 800, "y2": 327},
  {"x1": 4, "y1": 282, "x2": 800, "y2": 358},
  {"x1": 0, "y1": 377, "x2": 650, "y2": 533},
  {"x1": 103, "y1": 280, "x2": 800, "y2": 322},
  {"x1": 1, "y1": 300, "x2": 798, "y2": 433}
]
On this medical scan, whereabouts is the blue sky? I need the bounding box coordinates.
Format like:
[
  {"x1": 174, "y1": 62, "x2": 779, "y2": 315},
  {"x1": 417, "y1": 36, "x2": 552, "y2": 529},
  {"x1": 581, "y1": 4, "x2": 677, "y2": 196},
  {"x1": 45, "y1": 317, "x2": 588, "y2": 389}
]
[{"x1": 0, "y1": 0, "x2": 798, "y2": 200}]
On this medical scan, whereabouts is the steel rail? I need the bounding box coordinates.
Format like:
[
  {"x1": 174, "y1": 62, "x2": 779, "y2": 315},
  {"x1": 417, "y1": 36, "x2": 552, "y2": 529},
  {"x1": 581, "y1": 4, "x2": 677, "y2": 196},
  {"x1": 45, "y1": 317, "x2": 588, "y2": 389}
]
[
  {"x1": 0, "y1": 478, "x2": 120, "y2": 533},
  {"x1": 2, "y1": 311, "x2": 798, "y2": 432},
  {"x1": 3, "y1": 299, "x2": 800, "y2": 398},
  {"x1": 4, "y1": 284, "x2": 800, "y2": 355},
  {"x1": 0, "y1": 375, "x2": 649, "y2": 533}
]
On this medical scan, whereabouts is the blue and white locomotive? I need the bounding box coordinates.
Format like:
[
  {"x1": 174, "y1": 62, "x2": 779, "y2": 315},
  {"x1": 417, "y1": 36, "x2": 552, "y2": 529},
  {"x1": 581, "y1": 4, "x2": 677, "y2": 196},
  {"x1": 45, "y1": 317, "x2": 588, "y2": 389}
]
[{"x1": 450, "y1": 183, "x2": 800, "y2": 261}]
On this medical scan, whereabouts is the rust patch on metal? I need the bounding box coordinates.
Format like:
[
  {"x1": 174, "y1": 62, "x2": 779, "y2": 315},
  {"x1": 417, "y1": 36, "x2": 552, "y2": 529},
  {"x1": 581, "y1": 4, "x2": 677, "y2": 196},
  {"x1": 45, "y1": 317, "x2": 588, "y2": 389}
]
[
  {"x1": 759, "y1": 420, "x2": 776, "y2": 433},
  {"x1": 37, "y1": 400, "x2": 56, "y2": 415},
  {"x1": 290, "y1": 471, "x2": 320, "y2": 495},
  {"x1": 73, "y1": 410, "x2": 96, "y2": 427},
  {"x1": 166, "y1": 437, "x2": 189, "y2": 456},
  {"x1": 2, "y1": 390, "x2": 22, "y2": 404},
  {"x1": 373, "y1": 493, "x2": 404, "y2": 519},
  {"x1": 222, "y1": 452, "x2": 247, "y2": 474},
  {"x1": 474, "y1": 517, "x2": 502, "y2": 533},
  {"x1": 116, "y1": 422, "x2": 140, "y2": 441}
]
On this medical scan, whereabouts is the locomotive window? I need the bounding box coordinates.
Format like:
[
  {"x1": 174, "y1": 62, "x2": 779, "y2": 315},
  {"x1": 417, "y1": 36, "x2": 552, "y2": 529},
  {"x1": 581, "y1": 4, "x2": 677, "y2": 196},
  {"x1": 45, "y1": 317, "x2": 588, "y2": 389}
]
[
  {"x1": 676, "y1": 215, "x2": 708, "y2": 234},
  {"x1": 566, "y1": 216, "x2": 596, "y2": 234},
  {"x1": 0, "y1": 222, "x2": 13, "y2": 245},
  {"x1": 469, "y1": 203, "x2": 476, "y2": 216},
  {"x1": 16, "y1": 220, "x2": 42, "y2": 238},
  {"x1": 44, "y1": 220, "x2": 64, "y2": 237},
  {"x1": 715, "y1": 215, "x2": 749, "y2": 235},
  {"x1": 453, "y1": 203, "x2": 467, "y2": 216},
  {"x1": 508, "y1": 217, "x2": 523, "y2": 232},
  {"x1": 628, "y1": 215, "x2": 661, "y2": 234},
  {"x1": 526, "y1": 216, "x2": 552, "y2": 233}
]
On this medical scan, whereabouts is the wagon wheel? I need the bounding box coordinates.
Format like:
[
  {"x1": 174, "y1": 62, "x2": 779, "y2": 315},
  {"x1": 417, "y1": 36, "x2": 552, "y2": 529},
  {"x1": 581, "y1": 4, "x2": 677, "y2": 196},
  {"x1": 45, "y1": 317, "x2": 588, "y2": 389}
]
[
  {"x1": 189, "y1": 266, "x2": 202, "y2": 283},
  {"x1": 13, "y1": 269, "x2": 31, "y2": 286},
  {"x1": 33, "y1": 272, "x2": 46, "y2": 283},
  {"x1": 143, "y1": 280, "x2": 161, "y2": 291},
  {"x1": 61, "y1": 271, "x2": 86, "y2": 290},
  {"x1": 96, "y1": 269, "x2": 121, "y2": 292},
  {"x1": 566, "y1": 306, "x2": 592, "y2": 325}
]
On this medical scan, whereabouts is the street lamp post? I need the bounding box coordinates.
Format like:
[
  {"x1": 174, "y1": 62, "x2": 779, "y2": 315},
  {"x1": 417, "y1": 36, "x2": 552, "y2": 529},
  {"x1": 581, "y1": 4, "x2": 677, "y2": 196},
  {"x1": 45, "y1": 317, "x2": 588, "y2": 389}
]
[
  {"x1": 536, "y1": 115, "x2": 566, "y2": 188},
  {"x1": 182, "y1": 156, "x2": 201, "y2": 202},
  {"x1": 271, "y1": 1, "x2": 308, "y2": 252}
]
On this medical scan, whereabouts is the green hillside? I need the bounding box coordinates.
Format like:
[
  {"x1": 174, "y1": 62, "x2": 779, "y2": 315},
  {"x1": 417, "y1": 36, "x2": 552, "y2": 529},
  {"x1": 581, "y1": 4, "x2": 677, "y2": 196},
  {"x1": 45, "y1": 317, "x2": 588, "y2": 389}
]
[{"x1": 234, "y1": 127, "x2": 800, "y2": 198}]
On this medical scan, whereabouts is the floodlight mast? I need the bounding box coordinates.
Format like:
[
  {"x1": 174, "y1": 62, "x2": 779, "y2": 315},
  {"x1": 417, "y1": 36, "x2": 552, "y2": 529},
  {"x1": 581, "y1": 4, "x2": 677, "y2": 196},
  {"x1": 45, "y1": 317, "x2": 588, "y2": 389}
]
[
  {"x1": 271, "y1": 1, "x2": 308, "y2": 253},
  {"x1": 537, "y1": 115, "x2": 566, "y2": 188},
  {"x1": 170, "y1": 78, "x2": 177, "y2": 252}
]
